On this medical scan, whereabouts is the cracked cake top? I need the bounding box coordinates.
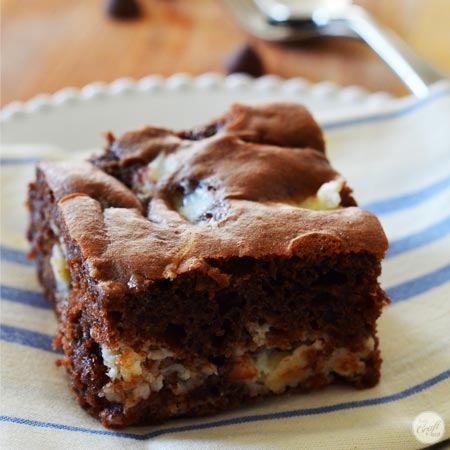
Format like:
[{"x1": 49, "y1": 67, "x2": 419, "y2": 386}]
[{"x1": 37, "y1": 102, "x2": 388, "y2": 287}]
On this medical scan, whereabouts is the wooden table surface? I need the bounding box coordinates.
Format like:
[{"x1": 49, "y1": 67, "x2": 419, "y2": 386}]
[{"x1": 2, "y1": 0, "x2": 449, "y2": 106}]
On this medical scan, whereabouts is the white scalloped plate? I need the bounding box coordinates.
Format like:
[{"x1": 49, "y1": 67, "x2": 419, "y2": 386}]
[{"x1": 0, "y1": 73, "x2": 407, "y2": 151}]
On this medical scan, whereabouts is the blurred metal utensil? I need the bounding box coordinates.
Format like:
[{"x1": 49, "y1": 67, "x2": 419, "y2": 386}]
[{"x1": 222, "y1": 0, "x2": 444, "y2": 97}]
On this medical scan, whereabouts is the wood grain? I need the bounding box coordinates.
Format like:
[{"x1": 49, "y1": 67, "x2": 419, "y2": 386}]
[{"x1": 1, "y1": 0, "x2": 449, "y2": 105}]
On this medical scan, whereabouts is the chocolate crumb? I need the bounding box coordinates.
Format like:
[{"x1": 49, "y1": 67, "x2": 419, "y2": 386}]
[
  {"x1": 105, "y1": 0, "x2": 142, "y2": 20},
  {"x1": 224, "y1": 43, "x2": 265, "y2": 77}
]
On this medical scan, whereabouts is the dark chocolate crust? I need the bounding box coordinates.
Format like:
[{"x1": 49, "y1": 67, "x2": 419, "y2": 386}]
[{"x1": 27, "y1": 102, "x2": 389, "y2": 428}]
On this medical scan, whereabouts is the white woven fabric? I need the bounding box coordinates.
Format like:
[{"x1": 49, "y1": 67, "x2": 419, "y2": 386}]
[{"x1": 1, "y1": 87, "x2": 449, "y2": 449}]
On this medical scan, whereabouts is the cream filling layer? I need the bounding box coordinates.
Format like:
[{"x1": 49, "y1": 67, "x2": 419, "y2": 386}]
[
  {"x1": 99, "y1": 325, "x2": 375, "y2": 409},
  {"x1": 50, "y1": 243, "x2": 71, "y2": 298},
  {"x1": 248, "y1": 339, "x2": 372, "y2": 394},
  {"x1": 177, "y1": 183, "x2": 215, "y2": 223},
  {"x1": 298, "y1": 179, "x2": 345, "y2": 210},
  {"x1": 100, "y1": 344, "x2": 217, "y2": 408},
  {"x1": 233, "y1": 322, "x2": 375, "y2": 395}
]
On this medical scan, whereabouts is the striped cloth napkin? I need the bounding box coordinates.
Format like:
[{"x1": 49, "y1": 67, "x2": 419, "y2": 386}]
[{"x1": 1, "y1": 85, "x2": 449, "y2": 449}]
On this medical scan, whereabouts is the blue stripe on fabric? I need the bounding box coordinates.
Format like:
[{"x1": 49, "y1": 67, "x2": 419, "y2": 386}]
[
  {"x1": 0, "y1": 324, "x2": 61, "y2": 354},
  {"x1": 0, "y1": 246, "x2": 34, "y2": 266},
  {"x1": 386, "y1": 215, "x2": 450, "y2": 258},
  {"x1": 0, "y1": 285, "x2": 50, "y2": 309},
  {"x1": 0, "y1": 324, "x2": 59, "y2": 354},
  {"x1": 0, "y1": 158, "x2": 39, "y2": 165},
  {"x1": 321, "y1": 85, "x2": 450, "y2": 131},
  {"x1": 1, "y1": 369, "x2": 449, "y2": 441},
  {"x1": 362, "y1": 175, "x2": 450, "y2": 216},
  {"x1": 387, "y1": 263, "x2": 450, "y2": 303},
  {"x1": 0, "y1": 415, "x2": 137, "y2": 440}
]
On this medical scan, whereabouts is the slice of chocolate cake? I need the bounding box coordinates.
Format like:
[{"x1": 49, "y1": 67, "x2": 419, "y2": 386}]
[{"x1": 27, "y1": 103, "x2": 389, "y2": 428}]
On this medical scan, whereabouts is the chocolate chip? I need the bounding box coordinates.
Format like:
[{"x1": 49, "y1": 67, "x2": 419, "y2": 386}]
[
  {"x1": 224, "y1": 43, "x2": 265, "y2": 77},
  {"x1": 105, "y1": 0, "x2": 141, "y2": 20}
]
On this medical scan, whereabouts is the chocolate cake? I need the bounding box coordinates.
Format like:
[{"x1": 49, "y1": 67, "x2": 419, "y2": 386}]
[{"x1": 27, "y1": 103, "x2": 389, "y2": 428}]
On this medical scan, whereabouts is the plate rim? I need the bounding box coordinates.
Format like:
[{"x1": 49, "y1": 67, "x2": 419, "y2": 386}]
[{"x1": 0, "y1": 72, "x2": 398, "y2": 123}]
